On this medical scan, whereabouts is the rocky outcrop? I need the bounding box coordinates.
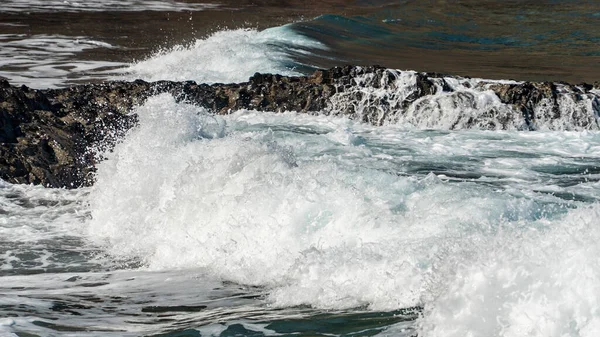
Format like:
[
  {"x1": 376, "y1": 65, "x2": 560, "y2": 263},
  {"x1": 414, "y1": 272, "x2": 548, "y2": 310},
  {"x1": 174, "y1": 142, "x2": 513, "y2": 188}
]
[
  {"x1": 1, "y1": 65, "x2": 598, "y2": 188},
  {"x1": 484, "y1": 81, "x2": 600, "y2": 130}
]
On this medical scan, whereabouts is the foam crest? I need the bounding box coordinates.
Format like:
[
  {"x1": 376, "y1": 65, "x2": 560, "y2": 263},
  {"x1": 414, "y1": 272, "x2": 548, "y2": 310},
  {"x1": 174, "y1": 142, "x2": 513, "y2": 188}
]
[
  {"x1": 126, "y1": 27, "x2": 325, "y2": 84},
  {"x1": 85, "y1": 95, "x2": 573, "y2": 311}
]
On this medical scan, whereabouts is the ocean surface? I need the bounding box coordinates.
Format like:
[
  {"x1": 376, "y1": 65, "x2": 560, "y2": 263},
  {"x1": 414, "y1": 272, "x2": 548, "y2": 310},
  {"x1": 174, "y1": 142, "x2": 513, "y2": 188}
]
[{"x1": 1, "y1": 1, "x2": 600, "y2": 336}]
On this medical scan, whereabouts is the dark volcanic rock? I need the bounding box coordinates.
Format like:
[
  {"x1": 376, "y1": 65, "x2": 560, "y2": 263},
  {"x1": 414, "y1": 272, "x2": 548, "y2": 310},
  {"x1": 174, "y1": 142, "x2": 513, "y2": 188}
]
[
  {"x1": 486, "y1": 81, "x2": 599, "y2": 130},
  {"x1": 1, "y1": 79, "x2": 85, "y2": 186},
  {"x1": 0, "y1": 66, "x2": 598, "y2": 188},
  {"x1": 486, "y1": 81, "x2": 558, "y2": 130}
]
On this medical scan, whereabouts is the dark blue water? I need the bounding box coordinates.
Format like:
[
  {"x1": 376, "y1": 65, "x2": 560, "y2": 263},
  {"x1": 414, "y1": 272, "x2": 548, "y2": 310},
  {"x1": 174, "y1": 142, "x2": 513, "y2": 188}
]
[{"x1": 291, "y1": 0, "x2": 600, "y2": 83}]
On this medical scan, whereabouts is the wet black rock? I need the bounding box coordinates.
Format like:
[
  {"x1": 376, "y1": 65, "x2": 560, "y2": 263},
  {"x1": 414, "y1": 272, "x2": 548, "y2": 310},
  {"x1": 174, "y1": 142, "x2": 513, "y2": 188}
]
[
  {"x1": 486, "y1": 81, "x2": 599, "y2": 130},
  {"x1": 486, "y1": 81, "x2": 558, "y2": 130},
  {"x1": 1, "y1": 66, "x2": 598, "y2": 188}
]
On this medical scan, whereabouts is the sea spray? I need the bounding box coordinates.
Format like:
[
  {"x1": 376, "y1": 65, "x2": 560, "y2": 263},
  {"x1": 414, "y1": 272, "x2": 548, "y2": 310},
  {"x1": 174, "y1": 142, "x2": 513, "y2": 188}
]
[
  {"x1": 85, "y1": 94, "x2": 581, "y2": 312},
  {"x1": 3, "y1": 2, "x2": 600, "y2": 335},
  {"x1": 126, "y1": 26, "x2": 326, "y2": 84},
  {"x1": 2, "y1": 93, "x2": 600, "y2": 336}
]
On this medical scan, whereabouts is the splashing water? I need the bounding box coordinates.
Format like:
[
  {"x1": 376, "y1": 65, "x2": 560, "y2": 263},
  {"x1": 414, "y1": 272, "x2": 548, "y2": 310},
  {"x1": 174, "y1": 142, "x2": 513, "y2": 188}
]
[
  {"x1": 73, "y1": 94, "x2": 600, "y2": 336},
  {"x1": 2, "y1": 91, "x2": 600, "y2": 335},
  {"x1": 126, "y1": 26, "x2": 326, "y2": 84},
  {"x1": 419, "y1": 203, "x2": 600, "y2": 336},
  {"x1": 2, "y1": 7, "x2": 600, "y2": 334}
]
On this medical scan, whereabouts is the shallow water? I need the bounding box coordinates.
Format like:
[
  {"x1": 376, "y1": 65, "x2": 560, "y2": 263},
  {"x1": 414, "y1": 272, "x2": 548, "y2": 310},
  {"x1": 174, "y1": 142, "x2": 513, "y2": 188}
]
[{"x1": 2, "y1": 1, "x2": 600, "y2": 336}]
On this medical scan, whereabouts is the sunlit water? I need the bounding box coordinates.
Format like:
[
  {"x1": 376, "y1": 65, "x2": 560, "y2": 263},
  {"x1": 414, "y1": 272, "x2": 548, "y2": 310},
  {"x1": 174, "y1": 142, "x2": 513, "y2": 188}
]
[{"x1": 2, "y1": 1, "x2": 600, "y2": 336}]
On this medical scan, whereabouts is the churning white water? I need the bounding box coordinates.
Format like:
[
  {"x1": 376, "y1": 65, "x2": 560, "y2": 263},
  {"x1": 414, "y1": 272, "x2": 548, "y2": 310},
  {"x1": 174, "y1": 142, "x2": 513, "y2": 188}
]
[
  {"x1": 81, "y1": 93, "x2": 600, "y2": 335},
  {"x1": 2, "y1": 92, "x2": 600, "y2": 336},
  {"x1": 2, "y1": 23, "x2": 600, "y2": 337},
  {"x1": 126, "y1": 26, "x2": 326, "y2": 84}
]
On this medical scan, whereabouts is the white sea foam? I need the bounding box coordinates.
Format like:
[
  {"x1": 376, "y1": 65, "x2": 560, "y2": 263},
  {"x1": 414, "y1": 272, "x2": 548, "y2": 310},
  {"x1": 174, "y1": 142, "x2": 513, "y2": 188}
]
[
  {"x1": 0, "y1": 181, "x2": 92, "y2": 273},
  {"x1": 84, "y1": 94, "x2": 600, "y2": 320},
  {"x1": 126, "y1": 26, "x2": 325, "y2": 84},
  {"x1": 419, "y1": 203, "x2": 600, "y2": 337},
  {"x1": 2, "y1": 10, "x2": 600, "y2": 336},
  {"x1": 2, "y1": 91, "x2": 600, "y2": 335},
  {"x1": 0, "y1": 181, "x2": 87, "y2": 242}
]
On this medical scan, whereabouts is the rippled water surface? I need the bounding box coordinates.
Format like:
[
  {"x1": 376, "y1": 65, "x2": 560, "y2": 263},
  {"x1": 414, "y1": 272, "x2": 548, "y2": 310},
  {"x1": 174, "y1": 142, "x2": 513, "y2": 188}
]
[{"x1": 1, "y1": 0, "x2": 599, "y2": 87}]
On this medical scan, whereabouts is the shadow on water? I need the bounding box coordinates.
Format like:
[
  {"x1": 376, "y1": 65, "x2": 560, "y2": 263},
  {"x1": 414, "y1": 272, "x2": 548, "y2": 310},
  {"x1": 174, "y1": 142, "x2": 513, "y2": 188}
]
[
  {"x1": 4, "y1": 279, "x2": 420, "y2": 337},
  {"x1": 146, "y1": 307, "x2": 420, "y2": 337}
]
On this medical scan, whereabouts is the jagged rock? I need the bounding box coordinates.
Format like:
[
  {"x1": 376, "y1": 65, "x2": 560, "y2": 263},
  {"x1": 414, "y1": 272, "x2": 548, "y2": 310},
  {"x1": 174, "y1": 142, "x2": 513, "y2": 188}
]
[
  {"x1": 486, "y1": 82, "x2": 558, "y2": 129},
  {"x1": 486, "y1": 81, "x2": 599, "y2": 130},
  {"x1": 0, "y1": 66, "x2": 598, "y2": 188}
]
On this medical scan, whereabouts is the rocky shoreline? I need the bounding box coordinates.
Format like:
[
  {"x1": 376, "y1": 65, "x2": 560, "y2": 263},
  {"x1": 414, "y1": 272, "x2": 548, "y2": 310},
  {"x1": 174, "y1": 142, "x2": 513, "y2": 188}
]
[{"x1": 1, "y1": 65, "x2": 599, "y2": 188}]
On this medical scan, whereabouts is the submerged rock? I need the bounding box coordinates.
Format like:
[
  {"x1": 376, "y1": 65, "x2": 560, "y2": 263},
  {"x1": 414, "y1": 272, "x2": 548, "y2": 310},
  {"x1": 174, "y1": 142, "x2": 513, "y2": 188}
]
[{"x1": 0, "y1": 66, "x2": 598, "y2": 188}]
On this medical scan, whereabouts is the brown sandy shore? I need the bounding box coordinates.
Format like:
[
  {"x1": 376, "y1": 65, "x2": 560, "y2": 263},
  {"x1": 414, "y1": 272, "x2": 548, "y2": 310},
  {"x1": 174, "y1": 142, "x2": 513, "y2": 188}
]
[{"x1": 1, "y1": 65, "x2": 599, "y2": 188}]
